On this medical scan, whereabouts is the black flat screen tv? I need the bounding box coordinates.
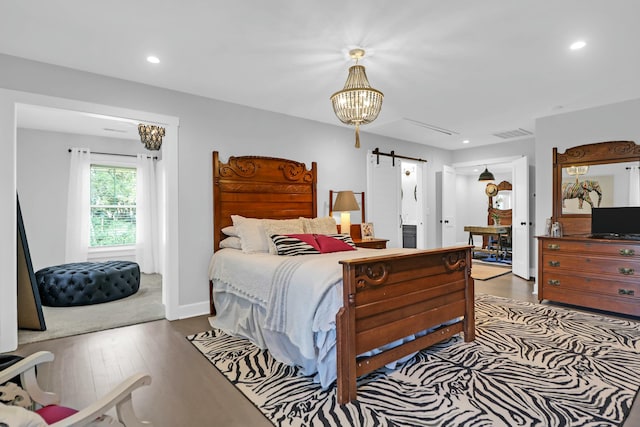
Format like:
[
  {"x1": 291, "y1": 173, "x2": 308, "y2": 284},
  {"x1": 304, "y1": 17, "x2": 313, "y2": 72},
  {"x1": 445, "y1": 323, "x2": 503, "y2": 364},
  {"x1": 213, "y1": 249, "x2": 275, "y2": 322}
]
[{"x1": 591, "y1": 207, "x2": 640, "y2": 238}]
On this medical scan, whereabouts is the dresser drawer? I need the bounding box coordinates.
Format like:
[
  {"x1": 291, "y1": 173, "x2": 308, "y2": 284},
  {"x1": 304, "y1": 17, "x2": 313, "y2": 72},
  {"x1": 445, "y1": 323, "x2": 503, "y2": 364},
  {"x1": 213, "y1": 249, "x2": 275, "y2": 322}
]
[
  {"x1": 542, "y1": 253, "x2": 640, "y2": 277},
  {"x1": 541, "y1": 284, "x2": 640, "y2": 316},
  {"x1": 541, "y1": 271, "x2": 640, "y2": 298},
  {"x1": 541, "y1": 240, "x2": 640, "y2": 258}
]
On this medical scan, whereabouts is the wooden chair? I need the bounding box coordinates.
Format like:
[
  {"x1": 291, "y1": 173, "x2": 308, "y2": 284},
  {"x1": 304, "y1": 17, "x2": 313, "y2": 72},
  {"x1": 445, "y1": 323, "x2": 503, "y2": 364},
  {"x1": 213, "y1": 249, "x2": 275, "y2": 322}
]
[{"x1": 0, "y1": 351, "x2": 152, "y2": 426}]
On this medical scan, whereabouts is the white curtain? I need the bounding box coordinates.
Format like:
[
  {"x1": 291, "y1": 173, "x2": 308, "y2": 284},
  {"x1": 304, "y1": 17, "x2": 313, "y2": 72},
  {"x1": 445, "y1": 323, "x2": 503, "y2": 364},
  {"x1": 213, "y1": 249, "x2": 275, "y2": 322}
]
[
  {"x1": 136, "y1": 154, "x2": 160, "y2": 273},
  {"x1": 629, "y1": 166, "x2": 640, "y2": 206},
  {"x1": 65, "y1": 148, "x2": 91, "y2": 262}
]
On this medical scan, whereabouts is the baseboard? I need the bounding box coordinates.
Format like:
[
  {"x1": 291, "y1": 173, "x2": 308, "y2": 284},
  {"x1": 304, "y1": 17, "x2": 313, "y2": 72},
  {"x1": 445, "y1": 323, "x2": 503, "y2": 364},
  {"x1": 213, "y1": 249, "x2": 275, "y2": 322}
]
[{"x1": 177, "y1": 300, "x2": 210, "y2": 319}]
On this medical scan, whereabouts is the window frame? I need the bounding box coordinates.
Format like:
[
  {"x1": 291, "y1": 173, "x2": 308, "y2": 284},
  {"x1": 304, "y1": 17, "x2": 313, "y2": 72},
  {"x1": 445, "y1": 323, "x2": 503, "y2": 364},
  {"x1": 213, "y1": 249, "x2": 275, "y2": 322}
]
[{"x1": 87, "y1": 153, "x2": 138, "y2": 257}]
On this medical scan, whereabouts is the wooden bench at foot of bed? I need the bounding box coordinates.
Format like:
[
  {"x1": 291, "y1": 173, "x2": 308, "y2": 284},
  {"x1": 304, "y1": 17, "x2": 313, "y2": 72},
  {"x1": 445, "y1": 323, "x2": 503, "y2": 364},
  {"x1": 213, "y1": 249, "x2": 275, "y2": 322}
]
[{"x1": 336, "y1": 245, "x2": 475, "y2": 404}]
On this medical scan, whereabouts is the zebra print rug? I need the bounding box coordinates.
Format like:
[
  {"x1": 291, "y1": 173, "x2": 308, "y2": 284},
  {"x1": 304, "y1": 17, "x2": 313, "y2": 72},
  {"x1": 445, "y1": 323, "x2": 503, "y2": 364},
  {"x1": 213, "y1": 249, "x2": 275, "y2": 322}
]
[{"x1": 188, "y1": 294, "x2": 640, "y2": 427}]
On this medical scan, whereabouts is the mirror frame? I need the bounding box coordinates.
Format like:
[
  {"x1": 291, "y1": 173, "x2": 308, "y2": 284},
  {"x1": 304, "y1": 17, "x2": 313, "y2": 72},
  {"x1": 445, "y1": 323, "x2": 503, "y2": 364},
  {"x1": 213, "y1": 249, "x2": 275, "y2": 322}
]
[{"x1": 553, "y1": 140, "x2": 640, "y2": 235}]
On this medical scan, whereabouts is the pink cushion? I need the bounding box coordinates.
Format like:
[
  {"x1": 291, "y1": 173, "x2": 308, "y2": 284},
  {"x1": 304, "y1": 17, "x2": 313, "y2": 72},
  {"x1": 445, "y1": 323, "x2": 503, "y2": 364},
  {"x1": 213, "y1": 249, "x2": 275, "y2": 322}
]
[
  {"x1": 36, "y1": 405, "x2": 78, "y2": 424},
  {"x1": 315, "y1": 234, "x2": 357, "y2": 253},
  {"x1": 286, "y1": 234, "x2": 321, "y2": 250}
]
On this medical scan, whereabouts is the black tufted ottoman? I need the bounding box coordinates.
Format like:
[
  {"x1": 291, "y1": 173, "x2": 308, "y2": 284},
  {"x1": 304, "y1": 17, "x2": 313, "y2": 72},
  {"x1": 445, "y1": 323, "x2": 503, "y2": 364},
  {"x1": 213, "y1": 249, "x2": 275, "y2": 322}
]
[{"x1": 35, "y1": 261, "x2": 140, "y2": 307}]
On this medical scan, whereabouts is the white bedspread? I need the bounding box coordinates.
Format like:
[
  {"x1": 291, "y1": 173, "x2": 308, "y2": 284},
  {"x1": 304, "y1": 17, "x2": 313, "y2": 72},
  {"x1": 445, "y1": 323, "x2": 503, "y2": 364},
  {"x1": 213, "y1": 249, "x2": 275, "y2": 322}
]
[{"x1": 208, "y1": 247, "x2": 410, "y2": 385}]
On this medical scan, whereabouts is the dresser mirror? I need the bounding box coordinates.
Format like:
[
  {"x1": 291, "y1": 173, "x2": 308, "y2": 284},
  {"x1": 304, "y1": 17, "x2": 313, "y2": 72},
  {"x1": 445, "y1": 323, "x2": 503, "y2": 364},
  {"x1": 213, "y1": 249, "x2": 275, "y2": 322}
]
[{"x1": 553, "y1": 140, "x2": 640, "y2": 235}]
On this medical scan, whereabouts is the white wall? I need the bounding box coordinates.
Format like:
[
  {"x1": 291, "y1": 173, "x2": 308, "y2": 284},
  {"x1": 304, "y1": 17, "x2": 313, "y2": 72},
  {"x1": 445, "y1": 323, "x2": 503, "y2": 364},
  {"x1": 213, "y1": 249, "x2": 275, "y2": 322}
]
[{"x1": 0, "y1": 53, "x2": 454, "y2": 350}]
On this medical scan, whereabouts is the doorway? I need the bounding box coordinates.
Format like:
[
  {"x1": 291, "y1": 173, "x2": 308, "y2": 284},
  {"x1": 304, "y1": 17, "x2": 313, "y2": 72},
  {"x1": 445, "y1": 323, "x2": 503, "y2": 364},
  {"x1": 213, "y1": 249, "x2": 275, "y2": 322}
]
[
  {"x1": 445, "y1": 156, "x2": 530, "y2": 280},
  {"x1": 16, "y1": 105, "x2": 168, "y2": 343},
  {"x1": 366, "y1": 152, "x2": 426, "y2": 249},
  {"x1": 0, "y1": 90, "x2": 179, "y2": 352}
]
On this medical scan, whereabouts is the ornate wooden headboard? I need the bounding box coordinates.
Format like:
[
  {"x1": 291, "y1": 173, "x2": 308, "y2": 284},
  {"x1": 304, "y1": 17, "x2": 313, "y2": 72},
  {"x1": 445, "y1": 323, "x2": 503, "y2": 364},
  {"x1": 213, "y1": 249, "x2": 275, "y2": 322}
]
[{"x1": 212, "y1": 152, "x2": 318, "y2": 250}]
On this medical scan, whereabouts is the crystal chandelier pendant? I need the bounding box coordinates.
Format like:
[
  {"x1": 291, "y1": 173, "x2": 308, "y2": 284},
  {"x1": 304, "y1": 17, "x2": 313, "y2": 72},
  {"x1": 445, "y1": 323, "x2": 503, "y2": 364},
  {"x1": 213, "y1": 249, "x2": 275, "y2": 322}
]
[{"x1": 330, "y1": 49, "x2": 383, "y2": 148}]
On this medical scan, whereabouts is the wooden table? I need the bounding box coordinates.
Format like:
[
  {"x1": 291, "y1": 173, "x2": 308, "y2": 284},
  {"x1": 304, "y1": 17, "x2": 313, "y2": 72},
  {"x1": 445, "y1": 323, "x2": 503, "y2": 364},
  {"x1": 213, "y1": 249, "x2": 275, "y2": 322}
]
[{"x1": 463, "y1": 225, "x2": 511, "y2": 260}]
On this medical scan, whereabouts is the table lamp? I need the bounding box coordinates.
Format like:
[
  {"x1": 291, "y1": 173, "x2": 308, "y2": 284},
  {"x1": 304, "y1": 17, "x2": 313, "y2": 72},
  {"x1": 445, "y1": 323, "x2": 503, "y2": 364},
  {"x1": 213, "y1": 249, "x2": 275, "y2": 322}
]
[{"x1": 333, "y1": 191, "x2": 360, "y2": 236}]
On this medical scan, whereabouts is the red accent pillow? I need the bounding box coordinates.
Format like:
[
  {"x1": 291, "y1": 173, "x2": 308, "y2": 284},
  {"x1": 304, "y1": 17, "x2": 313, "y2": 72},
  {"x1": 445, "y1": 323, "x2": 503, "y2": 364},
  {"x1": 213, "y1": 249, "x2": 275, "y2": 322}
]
[
  {"x1": 285, "y1": 234, "x2": 321, "y2": 250},
  {"x1": 36, "y1": 405, "x2": 79, "y2": 424},
  {"x1": 315, "y1": 234, "x2": 357, "y2": 253}
]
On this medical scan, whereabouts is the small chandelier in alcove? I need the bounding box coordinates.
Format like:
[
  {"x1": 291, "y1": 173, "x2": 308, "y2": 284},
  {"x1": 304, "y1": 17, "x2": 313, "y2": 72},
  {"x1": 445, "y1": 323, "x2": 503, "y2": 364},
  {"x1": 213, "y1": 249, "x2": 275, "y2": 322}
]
[{"x1": 138, "y1": 124, "x2": 165, "y2": 151}]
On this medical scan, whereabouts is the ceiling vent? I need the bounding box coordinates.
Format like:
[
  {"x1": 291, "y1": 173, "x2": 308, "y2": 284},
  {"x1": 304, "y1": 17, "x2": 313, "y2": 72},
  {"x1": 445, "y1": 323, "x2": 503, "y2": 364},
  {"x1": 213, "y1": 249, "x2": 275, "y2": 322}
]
[
  {"x1": 403, "y1": 118, "x2": 459, "y2": 136},
  {"x1": 493, "y1": 128, "x2": 533, "y2": 139}
]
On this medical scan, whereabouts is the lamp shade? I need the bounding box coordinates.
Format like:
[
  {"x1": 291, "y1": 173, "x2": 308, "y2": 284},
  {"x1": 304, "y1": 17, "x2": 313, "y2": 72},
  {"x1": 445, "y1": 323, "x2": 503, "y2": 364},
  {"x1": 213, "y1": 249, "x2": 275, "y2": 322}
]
[
  {"x1": 333, "y1": 191, "x2": 360, "y2": 211},
  {"x1": 478, "y1": 166, "x2": 495, "y2": 181}
]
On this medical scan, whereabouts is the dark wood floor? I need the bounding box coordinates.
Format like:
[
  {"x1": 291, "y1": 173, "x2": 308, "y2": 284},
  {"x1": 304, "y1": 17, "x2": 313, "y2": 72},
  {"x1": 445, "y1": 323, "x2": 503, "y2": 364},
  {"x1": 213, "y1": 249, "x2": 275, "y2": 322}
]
[{"x1": 12, "y1": 273, "x2": 640, "y2": 426}]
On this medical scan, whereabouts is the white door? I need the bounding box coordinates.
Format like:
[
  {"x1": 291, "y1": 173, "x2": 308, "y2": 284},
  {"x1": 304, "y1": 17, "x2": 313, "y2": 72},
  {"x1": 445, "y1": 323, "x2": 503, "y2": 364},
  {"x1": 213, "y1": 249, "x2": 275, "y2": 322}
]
[
  {"x1": 441, "y1": 165, "x2": 457, "y2": 247},
  {"x1": 367, "y1": 153, "x2": 401, "y2": 248},
  {"x1": 511, "y1": 156, "x2": 530, "y2": 279}
]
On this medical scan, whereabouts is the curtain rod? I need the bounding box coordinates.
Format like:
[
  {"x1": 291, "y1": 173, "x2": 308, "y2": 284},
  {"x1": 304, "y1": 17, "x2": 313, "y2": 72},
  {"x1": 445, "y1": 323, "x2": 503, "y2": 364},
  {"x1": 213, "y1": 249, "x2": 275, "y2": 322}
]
[
  {"x1": 68, "y1": 148, "x2": 157, "y2": 160},
  {"x1": 372, "y1": 147, "x2": 427, "y2": 166}
]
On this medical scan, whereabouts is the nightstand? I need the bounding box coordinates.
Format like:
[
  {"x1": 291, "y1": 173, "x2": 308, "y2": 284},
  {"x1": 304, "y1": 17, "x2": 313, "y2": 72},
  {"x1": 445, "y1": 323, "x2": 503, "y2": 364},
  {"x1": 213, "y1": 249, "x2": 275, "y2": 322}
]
[{"x1": 352, "y1": 238, "x2": 388, "y2": 249}]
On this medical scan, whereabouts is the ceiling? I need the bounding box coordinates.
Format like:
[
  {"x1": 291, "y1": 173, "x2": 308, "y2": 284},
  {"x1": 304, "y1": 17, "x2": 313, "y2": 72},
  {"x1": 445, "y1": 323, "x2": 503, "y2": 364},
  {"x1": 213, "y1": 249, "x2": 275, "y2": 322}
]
[{"x1": 3, "y1": 1, "x2": 640, "y2": 151}]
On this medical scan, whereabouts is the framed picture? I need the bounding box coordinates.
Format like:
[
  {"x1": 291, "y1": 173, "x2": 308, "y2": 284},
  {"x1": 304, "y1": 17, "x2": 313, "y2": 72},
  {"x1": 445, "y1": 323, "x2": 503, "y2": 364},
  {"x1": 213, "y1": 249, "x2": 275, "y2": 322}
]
[{"x1": 361, "y1": 222, "x2": 375, "y2": 240}]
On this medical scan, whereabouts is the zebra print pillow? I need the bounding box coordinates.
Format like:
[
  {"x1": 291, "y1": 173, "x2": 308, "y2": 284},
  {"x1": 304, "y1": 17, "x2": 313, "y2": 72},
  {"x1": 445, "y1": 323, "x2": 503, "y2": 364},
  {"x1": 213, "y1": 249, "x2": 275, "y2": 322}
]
[
  {"x1": 270, "y1": 234, "x2": 321, "y2": 256},
  {"x1": 270, "y1": 233, "x2": 357, "y2": 256},
  {"x1": 323, "y1": 233, "x2": 357, "y2": 249}
]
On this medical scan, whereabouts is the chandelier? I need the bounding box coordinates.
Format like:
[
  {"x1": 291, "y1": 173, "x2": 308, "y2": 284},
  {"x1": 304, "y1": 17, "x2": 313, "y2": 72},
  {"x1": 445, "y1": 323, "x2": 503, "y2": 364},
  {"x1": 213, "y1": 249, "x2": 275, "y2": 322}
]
[
  {"x1": 566, "y1": 165, "x2": 589, "y2": 182},
  {"x1": 138, "y1": 124, "x2": 165, "y2": 150},
  {"x1": 330, "y1": 49, "x2": 384, "y2": 148}
]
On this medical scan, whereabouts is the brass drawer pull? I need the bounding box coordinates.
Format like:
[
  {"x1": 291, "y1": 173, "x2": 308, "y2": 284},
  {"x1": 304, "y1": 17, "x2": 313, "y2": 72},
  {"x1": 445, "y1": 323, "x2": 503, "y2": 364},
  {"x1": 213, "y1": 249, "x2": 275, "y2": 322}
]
[
  {"x1": 619, "y1": 249, "x2": 635, "y2": 256},
  {"x1": 618, "y1": 289, "x2": 636, "y2": 296},
  {"x1": 547, "y1": 244, "x2": 560, "y2": 250},
  {"x1": 547, "y1": 279, "x2": 560, "y2": 286},
  {"x1": 548, "y1": 261, "x2": 560, "y2": 267},
  {"x1": 619, "y1": 267, "x2": 635, "y2": 275}
]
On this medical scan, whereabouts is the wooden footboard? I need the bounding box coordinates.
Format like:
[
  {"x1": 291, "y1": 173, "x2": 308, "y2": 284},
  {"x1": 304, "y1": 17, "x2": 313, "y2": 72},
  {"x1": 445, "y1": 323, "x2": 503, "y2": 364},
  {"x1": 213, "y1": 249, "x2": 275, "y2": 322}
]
[{"x1": 336, "y1": 245, "x2": 475, "y2": 404}]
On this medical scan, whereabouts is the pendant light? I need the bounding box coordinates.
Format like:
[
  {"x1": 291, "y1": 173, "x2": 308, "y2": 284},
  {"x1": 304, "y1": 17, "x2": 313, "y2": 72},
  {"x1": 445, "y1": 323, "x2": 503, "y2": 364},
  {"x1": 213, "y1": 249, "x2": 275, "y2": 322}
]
[
  {"x1": 330, "y1": 49, "x2": 384, "y2": 148},
  {"x1": 478, "y1": 166, "x2": 495, "y2": 181}
]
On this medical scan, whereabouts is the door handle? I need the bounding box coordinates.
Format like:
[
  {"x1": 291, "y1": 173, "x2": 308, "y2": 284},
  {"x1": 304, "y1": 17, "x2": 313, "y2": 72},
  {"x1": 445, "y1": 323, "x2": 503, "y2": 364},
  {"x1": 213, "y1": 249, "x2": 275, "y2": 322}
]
[{"x1": 520, "y1": 221, "x2": 526, "y2": 226}]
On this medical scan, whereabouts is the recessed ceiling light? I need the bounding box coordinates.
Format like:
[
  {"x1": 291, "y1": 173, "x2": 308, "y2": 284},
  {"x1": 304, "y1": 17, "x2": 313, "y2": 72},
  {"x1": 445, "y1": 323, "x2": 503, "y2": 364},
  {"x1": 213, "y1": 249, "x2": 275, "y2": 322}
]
[
  {"x1": 462, "y1": 140, "x2": 470, "y2": 144},
  {"x1": 146, "y1": 56, "x2": 160, "y2": 64},
  {"x1": 570, "y1": 40, "x2": 586, "y2": 50}
]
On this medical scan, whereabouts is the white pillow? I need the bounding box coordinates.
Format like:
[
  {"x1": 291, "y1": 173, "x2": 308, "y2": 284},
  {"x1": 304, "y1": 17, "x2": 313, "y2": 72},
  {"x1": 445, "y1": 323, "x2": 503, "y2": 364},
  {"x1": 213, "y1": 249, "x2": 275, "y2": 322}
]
[
  {"x1": 219, "y1": 236, "x2": 242, "y2": 250},
  {"x1": 231, "y1": 215, "x2": 269, "y2": 253},
  {"x1": 263, "y1": 219, "x2": 305, "y2": 254},
  {"x1": 222, "y1": 225, "x2": 238, "y2": 237},
  {"x1": 300, "y1": 217, "x2": 338, "y2": 234}
]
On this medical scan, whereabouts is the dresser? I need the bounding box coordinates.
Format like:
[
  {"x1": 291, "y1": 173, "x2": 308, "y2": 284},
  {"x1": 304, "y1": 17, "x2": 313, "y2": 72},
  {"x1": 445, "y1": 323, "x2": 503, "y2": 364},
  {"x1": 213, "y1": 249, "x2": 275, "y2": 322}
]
[{"x1": 538, "y1": 236, "x2": 640, "y2": 316}]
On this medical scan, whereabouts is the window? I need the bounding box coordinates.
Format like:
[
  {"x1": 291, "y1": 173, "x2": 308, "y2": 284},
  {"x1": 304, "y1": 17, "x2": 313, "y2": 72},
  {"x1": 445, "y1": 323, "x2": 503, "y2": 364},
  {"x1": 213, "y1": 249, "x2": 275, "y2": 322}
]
[{"x1": 90, "y1": 164, "x2": 137, "y2": 247}]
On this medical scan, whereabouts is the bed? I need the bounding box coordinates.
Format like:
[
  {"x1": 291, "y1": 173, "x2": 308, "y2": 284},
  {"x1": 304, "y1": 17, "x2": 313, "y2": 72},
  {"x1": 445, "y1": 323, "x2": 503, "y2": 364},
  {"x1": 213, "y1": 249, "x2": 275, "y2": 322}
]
[{"x1": 209, "y1": 152, "x2": 475, "y2": 404}]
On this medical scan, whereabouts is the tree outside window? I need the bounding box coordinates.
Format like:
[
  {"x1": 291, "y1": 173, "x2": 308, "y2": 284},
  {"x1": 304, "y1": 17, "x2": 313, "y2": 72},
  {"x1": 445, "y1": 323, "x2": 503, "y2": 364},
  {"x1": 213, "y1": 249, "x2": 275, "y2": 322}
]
[{"x1": 90, "y1": 165, "x2": 137, "y2": 247}]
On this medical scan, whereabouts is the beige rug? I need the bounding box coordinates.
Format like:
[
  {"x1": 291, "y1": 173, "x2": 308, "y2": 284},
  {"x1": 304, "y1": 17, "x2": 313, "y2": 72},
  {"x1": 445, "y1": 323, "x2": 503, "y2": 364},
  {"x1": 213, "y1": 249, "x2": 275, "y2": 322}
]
[
  {"x1": 18, "y1": 273, "x2": 165, "y2": 345},
  {"x1": 471, "y1": 262, "x2": 511, "y2": 280}
]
